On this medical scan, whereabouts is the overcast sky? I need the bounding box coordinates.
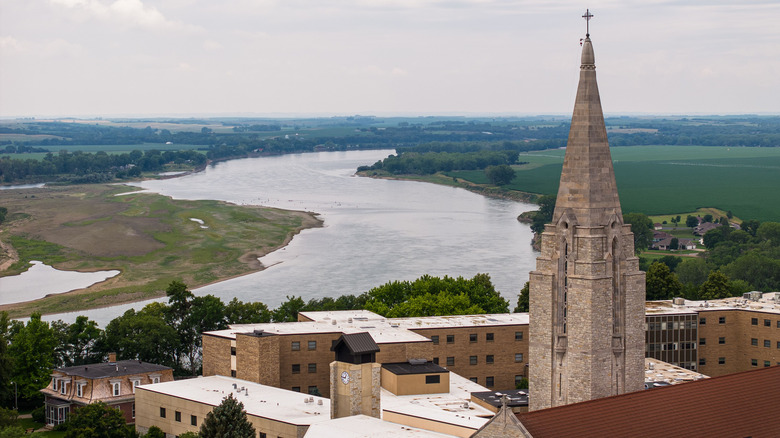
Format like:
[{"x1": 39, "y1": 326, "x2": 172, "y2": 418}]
[{"x1": 1, "y1": 0, "x2": 778, "y2": 118}]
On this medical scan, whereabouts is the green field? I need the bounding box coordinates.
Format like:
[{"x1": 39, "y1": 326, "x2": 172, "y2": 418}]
[{"x1": 449, "y1": 146, "x2": 780, "y2": 221}]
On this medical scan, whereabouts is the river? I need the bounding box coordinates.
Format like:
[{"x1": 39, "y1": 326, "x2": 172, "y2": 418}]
[{"x1": 40, "y1": 149, "x2": 539, "y2": 325}]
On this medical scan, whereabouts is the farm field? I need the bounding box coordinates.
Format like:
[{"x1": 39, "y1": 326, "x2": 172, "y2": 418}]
[
  {"x1": 0, "y1": 184, "x2": 321, "y2": 318},
  {"x1": 449, "y1": 146, "x2": 780, "y2": 222}
]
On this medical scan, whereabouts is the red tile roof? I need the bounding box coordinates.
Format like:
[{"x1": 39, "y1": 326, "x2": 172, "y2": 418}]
[{"x1": 516, "y1": 366, "x2": 780, "y2": 437}]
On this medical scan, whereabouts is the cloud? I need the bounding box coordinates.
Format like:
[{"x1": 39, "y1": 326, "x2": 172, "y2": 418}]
[
  {"x1": 0, "y1": 36, "x2": 22, "y2": 53},
  {"x1": 50, "y1": 0, "x2": 196, "y2": 31},
  {"x1": 203, "y1": 40, "x2": 223, "y2": 51}
]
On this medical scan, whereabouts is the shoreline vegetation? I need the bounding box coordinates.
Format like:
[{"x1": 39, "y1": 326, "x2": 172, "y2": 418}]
[{"x1": 0, "y1": 182, "x2": 322, "y2": 319}]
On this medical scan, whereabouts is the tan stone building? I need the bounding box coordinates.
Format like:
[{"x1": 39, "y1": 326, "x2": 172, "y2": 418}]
[
  {"x1": 528, "y1": 29, "x2": 645, "y2": 410},
  {"x1": 202, "y1": 311, "x2": 529, "y2": 396},
  {"x1": 40, "y1": 355, "x2": 173, "y2": 426}
]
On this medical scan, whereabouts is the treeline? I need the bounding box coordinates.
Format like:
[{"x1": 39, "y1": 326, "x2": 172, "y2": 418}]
[
  {"x1": 357, "y1": 149, "x2": 523, "y2": 175},
  {"x1": 634, "y1": 217, "x2": 780, "y2": 300},
  {"x1": 0, "y1": 149, "x2": 206, "y2": 183},
  {"x1": 0, "y1": 274, "x2": 508, "y2": 409}
]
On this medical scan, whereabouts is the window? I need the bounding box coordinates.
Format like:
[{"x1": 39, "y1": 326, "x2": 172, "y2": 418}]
[
  {"x1": 292, "y1": 387, "x2": 300, "y2": 392},
  {"x1": 469, "y1": 333, "x2": 477, "y2": 343},
  {"x1": 260, "y1": 434, "x2": 267, "y2": 438},
  {"x1": 160, "y1": 407, "x2": 166, "y2": 418},
  {"x1": 699, "y1": 317, "x2": 706, "y2": 325},
  {"x1": 175, "y1": 411, "x2": 181, "y2": 422},
  {"x1": 515, "y1": 353, "x2": 524, "y2": 363},
  {"x1": 765, "y1": 361, "x2": 772, "y2": 367},
  {"x1": 76, "y1": 384, "x2": 83, "y2": 398},
  {"x1": 751, "y1": 359, "x2": 758, "y2": 367},
  {"x1": 765, "y1": 319, "x2": 771, "y2": 327},
  {"x1": 486, "y1": 376, "x2": 494, "y2": 387},
  {"x1": 132, "y1": 380, "x2": 140, "y2": 393},
  {"x1": 777, "y1": 320, "x2": 780, "y2": 328},
  {"x1": 431, "y1": 335, "x2": 439, "y2": 345},
  {"x1": 469, "y1": 377, "x2": 478, "y2": 383},
  {"x1": 425, "y1": 375, "x2": 440, "y2": 384},
  {"x1": 764, "y1": 339, "x2": 771, "y2": 348},
  {"x1": 112, "y1": 382, "x2": 120, "y2": 396},
  {"x1": 231, "y1": 346, "x2": 236, "y2": 356},
  {"x1": 446, "y1": 335, "x2": 454, "y2": 344},
  {"x1": 699, "y1": 358, "x2": 706, "y2": 366},
  {"x1": 307, "y1": 386, "x2": 318, "y2": 395},
  {"x1": 699, "y1": 338, "x2": 706, "y2": 346},
  {"x1": 231, "y1": 370, "x2": 236, "y2": 377},
  {"x1": 515, "y1": 331, "x2": 524, "y2": 341},
  {"x1": 469, "y1": 356, "x2": 478, "y2": 365},
  {"x1": 60, "y1": 381, "x2": 67, "y2": 395},
  {"x1": 433, "y1": 357, "x2": 439, "y2": 365},
  {"x1": 751, "y1": 318, "x2": 758, "y2": 325},
  {"x1": 52, "y1": 379, "x2": 58, "y2": 392},
  {"x1": 719, "y1": 337, "x2": 726, "y2": 344},
  {"x1": 152, "y1": 376, "x2": 160, "y2": 384},
  {"x1": 132, "y1": 403, "x2": 135, "y2": 419},
  {"x1": 308, "y1": 340, "x2": 317, "y2": 350},
  {"x1": 291, "y1": 341, "x2": 300, "y2": 351},
  {"x1": 292, "y1": 364, "x2": 301, "y2": 374},
  {"x1": 718, "y1": 357, "x2": 726, "y2": 365},
  {"x1": 446, "y1": 357, "x2": 455, "y2": 366},
  {"x1": 486, "y1": 355, "x2": 494, "y2": 364},
  {"x1": 308, "y1": 363, "x2": 317, "y2": 373},
  {"x1": 486, "y1": 333, "x2": 494, "y2": 342},
  {"x1": 751, "y1": 338, "x2": 758, "y2": 346},
  {"x1": 191, "y1": 415, "x2": 197, "y2": 426},
  {"x1": 777, "y1": 341, "x2": 780, "y2": 349},
  {"x1": 719, "y1": 316, "x2": 726, "y2": 324}
]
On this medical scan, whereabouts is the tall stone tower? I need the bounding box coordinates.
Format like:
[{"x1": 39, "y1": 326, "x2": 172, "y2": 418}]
[{"x1": 528, "y1": 16, "x2": 646, "y2": 411}]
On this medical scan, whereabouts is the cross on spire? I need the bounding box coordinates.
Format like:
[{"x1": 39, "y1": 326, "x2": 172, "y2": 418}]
[{"x1": 582, "y1": 9, "x2": 593, "y2": 37}]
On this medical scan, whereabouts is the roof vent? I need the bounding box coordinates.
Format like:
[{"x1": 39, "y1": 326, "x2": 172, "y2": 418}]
[
  {"x1": 332, "y1": 320, "x2": 337, "y2": 325},
  {"x1": 348, "y1": 318, "x2": 353, "y2": 323},
  {"x1": 317, "y1": 399, "x2": 323, "y2": 405},
  {"x1": 253, "y1": 329, "x2": 264, "y2": 336},
  {"x1": 408, "y1": 358, "x2": 427, "y2": 366}
]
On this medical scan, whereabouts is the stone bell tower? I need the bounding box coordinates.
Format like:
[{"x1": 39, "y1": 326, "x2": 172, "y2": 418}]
[{"x1": 528, "y1": 12, "x2": 645, "y2": 411}]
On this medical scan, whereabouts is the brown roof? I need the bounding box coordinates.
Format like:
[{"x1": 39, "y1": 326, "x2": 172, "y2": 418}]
[{"x1": 516, "y1": 366, "x2": 780, "y2": 437}]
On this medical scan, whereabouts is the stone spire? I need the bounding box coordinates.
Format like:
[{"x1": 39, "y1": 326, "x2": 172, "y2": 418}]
[
  {"x1": 527, "y1": 20, "x2": 646, "y2": 412},
  {"x1": 552, "y1": 35, "x2": 622, "y2": 228}
]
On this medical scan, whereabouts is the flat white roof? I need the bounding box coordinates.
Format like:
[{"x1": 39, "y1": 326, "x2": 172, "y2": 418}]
[
  {"x1": 303, "y1": 415, "x2": 453, "y2": 438},
  {"x1": 138, "y1": 375, "x2": 331, "y2": 426},
  {"x1": 644, "y1": 358, "x2": 708, "y2": 386},
  {"x1": 205, "y1": 311, "x2": 529, "y2": 343},
  {"x1": 646, "y1": 293, "x2": 780, "y2": 316},
  {"x1": 380, "y1": 373, "x2": 493, "y2": 431}
]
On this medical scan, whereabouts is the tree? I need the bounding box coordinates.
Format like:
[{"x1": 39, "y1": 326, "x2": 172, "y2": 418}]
[
  {"x1": 685, "y1": 215, "x2": 698, "y2": 228},
  {"x1": 143, "y1": 426, "x2": 165, "y2": 438},
  {"x1": 272, "y1": 296, "x2": 306, "y2": 322},
  {"x1": 645, "y1": 262, "x2": 683, "y2": 300},
  {"x1": 530, "y1": 195, "x2": 556, "y2": 235},
  {"x1": 0, "y1": 207, "x2": 7, "y2": 224},
  {"x1": 63, "y1": 402, "x2": 133, "y2": 438},
  {"x1": 0, "y1": 312, "x2": 13, "y2": 408},
  {"x1": 61, "y1": 316, "x2": 103, "y2": 367},
  {"x1": 101, "y1": 307, "x2": 178, "y2": 369},
  {"x1": 514, "y1": 282, "x2": 529, "y2": 313},
  {"x1": 703, "y1": 214, "x2": 713, "y2": 223},
  {"x1": 224, "y1": 299, "x2": 271, "y2": 324},
  {"x1": 484, "y1": 164, "x2": 515, "y2": 186},
  {"x1": 657, "y1": 255, "x2": 682, "y2": 272},
  {"x1": 669, "y1": 237, "x2": 679, "y2": 250},
  {"x1": 623, "y1": 212, "x2": 653, "y2": 253},
  {"x1": 8, "y1": 313, "x2": 56, "y2": 405},
  {"x1": 700, "y1": 271, "x2": 732, "y2": 300},
  {"x1": 756, "y1": 222, "x2": 780, "y2": 246},
  {"x1": 199, "y1": 394, "x2": 255, "y2": 438}
]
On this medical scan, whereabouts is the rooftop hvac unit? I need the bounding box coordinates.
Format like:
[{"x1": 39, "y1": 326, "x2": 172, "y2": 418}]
[
  {"x1": 254, "y1": 329, "x2": 264, "y2": 335},
  {"x1": 673, "y1": 297, "x2": 685, "y2": 305},
  {"x1": 317, "y1": 399, "x2": 323, "y2": 405},
  {"x1": 743, "y1": 291, "x2": 763, "y2": 301}
]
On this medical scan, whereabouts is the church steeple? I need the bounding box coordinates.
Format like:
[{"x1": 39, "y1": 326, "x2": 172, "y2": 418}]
[
  {"x1": 527, "y1": 13, "x2": 645, "y2": 412},
  {"x1": 552, "y1": 33, "x2": 622, "y2": 228}
]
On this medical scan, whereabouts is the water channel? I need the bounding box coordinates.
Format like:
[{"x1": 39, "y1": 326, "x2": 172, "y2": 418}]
[{"x1": 34, "y1": 149, "x2": 539, "y2": 325}]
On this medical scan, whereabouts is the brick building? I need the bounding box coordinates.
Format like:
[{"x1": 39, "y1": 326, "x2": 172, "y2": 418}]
[
  {"x1": 202, "y1": 311, "x2": 529, "y2": 396},
  {"x1": 40, "y1": 354, "x2": 173, "y2": 426}
]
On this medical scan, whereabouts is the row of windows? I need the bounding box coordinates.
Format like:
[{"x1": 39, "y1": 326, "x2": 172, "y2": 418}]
[
  {"x1": 429, "y1": 332, "x2": 524, "y2": 345},
  {"x1": 432, "y1": 353, "x2": 524, "y2": 367},
  {"x1": 646, "y1": 343, "x2": 697, "y2": 352},
  {"x1": 468, "y1": 376, "x2": 495, "y2": 387},
  {"x1": 646, "y1": 320, "x2": 697, "y2": 331},
  {"x1": 749, "y1": 338, "x2": 780, "y2": 348},
  {"x1": 291, "y1": 341, "x2": 318, "y2": 351},
  {"x1": 699, "y1": 316, "x2": 728, "y2": 325},
  {"x1": 52, "y1": 376, "x2": 159, "y2": 397},
  {"x1": 290, "y1": 386, "x2": 320, "y2": 395},
  {"x1": 751, "y1": 359, "x2": 780, "y2": 367},
  {"x1": 291, "y1": 363, "x2": 318, "y2": 374},
  {"x1": 159, "y1": 408, "x2": 197, "y2": 426},
  {"x1": 750, "y1": 318, "x2": 780, "y2": 328}
]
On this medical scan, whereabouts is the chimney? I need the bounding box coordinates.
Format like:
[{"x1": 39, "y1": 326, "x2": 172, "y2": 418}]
[{"x1": 108, "y1": 353, "x2": 117, "y2": 363}]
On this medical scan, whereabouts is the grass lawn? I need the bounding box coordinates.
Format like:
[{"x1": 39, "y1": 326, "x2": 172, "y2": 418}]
[
  {"x1": 452, "y1": 146, "x2": 780, "y2": 222},
  {"x1": 0, "y1": 184, "x2": 321, "y2": 318}
]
